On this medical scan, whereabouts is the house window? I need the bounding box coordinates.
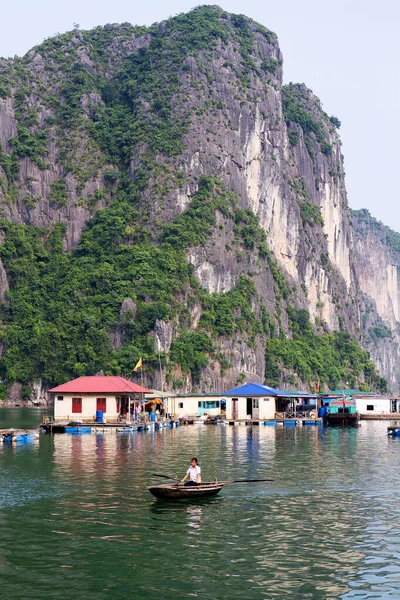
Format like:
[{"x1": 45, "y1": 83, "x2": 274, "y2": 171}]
[
  {"x1": 57, "y1": 396, "x2": 64, "y2": 401},
  {"x1": 366, "y1": 405, "x2": 374, "y2": 411},
  {"x1": 205, "y1": 401, "x2": 219, "y2": 409},
  {"x1": 72, "y1": 397, "x2": 82, "y2": 413},
  {"x1": 178, "y1": 402, "x2": 184, "y2": 409}
]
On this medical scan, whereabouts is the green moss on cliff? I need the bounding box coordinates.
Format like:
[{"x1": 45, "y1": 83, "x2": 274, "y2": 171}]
[{"x1": 283, "y1": 83, "x2": 332, "y2": 158}]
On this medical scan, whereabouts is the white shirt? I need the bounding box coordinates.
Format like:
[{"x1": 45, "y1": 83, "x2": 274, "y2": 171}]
[{"x1": 187, "y1": 465, "x2": 201, "y2": 483}]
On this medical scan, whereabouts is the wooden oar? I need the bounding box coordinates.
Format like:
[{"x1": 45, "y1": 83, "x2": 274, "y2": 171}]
[
  {"x1": 152, "y1": 474, "x2": 273, "y2": 483},
  {"x1": 152, "y1": 473, "x2": 179, "y2": 481}
]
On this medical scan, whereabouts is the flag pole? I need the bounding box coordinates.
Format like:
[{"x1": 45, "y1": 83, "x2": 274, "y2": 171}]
[
  {"x1": 158, "y1": 350, "x2": 164, "y2": 417},
  {"x1": 141, "y1": 363, "x2": 144, "y2": 413}
]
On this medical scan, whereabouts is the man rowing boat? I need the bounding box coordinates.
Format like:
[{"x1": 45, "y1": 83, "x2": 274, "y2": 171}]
[{"x1": 180, "y1": 457, "x2": 201, "y2": 486}]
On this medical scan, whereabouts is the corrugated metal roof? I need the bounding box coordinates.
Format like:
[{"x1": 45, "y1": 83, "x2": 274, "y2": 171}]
[
  {"x1": 225, "y1": 382, "x2": 317, "y2": 397},
  {"x1": 225, "y1": 383, "x2": 280, "y2": 396},
  {"x1": 48, "y1": 376, "x2": 152, "y2": 394},
  {"x1": 145, "y1": 389, "x2": 174, "y2": 399}
]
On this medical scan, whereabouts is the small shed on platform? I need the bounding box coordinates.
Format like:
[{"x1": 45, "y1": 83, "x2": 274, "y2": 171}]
[
  {"x1": 225, "y1": 383, "x2": 278, "y2": 420},
  {"x1": 48, "y1": 376, "x2": 152, "y2": 422}
]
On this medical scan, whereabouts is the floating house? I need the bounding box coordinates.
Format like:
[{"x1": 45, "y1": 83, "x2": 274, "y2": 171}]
[
  {"x1": 48, "y1": 376, "x2": 152, "y2": 422},
  {"x1": 319, "y1": 395, "x2": 359, "y2": 425},
  {"x1": 165, "y1": 393, "x2": 225, "y2": 418},
  {"x1": 354, "y1": 395, "x2": 400, "y2": 415},
  {"x1": 326, "y1": 390, "x2": 400, "y2": 417},
  {"x1": 225, "y1": 383, "x2": 278, "y2": 420}
]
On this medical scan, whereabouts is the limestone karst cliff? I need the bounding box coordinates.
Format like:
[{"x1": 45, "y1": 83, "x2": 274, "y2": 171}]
[
  {"x1": 0, "y1": 6, "x2": 393, "y2": 399},
  {"x1": 351, "y1": 209, "x2": 400, "y2": 391}
]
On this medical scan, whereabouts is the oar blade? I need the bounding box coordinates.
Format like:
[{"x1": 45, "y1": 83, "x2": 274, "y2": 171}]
[{"x1": 152, "y1": 473, "x2": 178, "y2": 481}]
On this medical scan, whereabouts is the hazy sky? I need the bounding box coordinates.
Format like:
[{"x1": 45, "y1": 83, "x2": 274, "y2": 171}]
[{"x1": 2, "y1": 0, "x2": 399, "y2": 231}]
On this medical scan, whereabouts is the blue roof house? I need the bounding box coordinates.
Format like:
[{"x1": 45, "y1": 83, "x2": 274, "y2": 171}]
[{"x1": 224, "y1": 382, "x2": 279, "y2": 421}]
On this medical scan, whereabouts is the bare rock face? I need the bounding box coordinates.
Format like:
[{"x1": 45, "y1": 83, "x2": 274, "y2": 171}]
[
  {"x1": 0, "y1": 97, "x2": 17, "y2": 153},
  {"x1": 352, "y1": 210, "x2": 400, "y2": 390},
  {"x1": 153, "y1": 319, "x2": 174, "y2": 353},
  {"x1": 0, "y1": 258, "x2": 9, "y2": 302},
  {"x1": 120, "y1": 298, "x2": 137, "y2": 318},
  {"x1": 202, "y1": 335, "x2": 266, "y2": 392},
  {"x1": 30, "y1": 379, "x2": 49, "y2": 406},
  {"x1": 7, "y1": 382, "x2": 22, "y2": 404}
]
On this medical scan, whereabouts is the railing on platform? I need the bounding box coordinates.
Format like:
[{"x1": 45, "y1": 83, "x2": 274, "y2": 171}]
[{"x1": 275, "y1": 410, "x2": 316, "y2": 420}]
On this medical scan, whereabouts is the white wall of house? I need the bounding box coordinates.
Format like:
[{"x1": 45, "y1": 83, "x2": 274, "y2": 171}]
[
  {"x1": 355, "y1": 397, "x2": 394, "y2": 414},
  {"x1": 226, "y1": 396, "x2": 276, "y2": 420},
  {"x1": 54, "y1": 393, "x2": 119, "y2": 421},
  {"x1": 166, "y1": 395, "x2": 224, "y2": 416}
]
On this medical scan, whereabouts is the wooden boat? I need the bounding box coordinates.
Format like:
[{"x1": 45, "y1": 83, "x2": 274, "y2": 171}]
[{"x1": 148, "y1": 481, "x2": 225, "y2": 500}]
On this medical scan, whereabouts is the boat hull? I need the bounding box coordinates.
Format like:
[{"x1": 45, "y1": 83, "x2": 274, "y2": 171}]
[
  {"x1": 148, "y1": 482, "x2": 224, "y2": 500},
  {"x1": 325, "y1": 414, "x2": 360, "y2": 426}
]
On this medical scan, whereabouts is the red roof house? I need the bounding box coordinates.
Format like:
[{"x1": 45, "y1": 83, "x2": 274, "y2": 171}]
[
  {"x1": 49, "y1": 376, "x2": 152, "y2": 394},
  {"x1": 49, "y1": 376, "x2": 152, "y2": 422}
]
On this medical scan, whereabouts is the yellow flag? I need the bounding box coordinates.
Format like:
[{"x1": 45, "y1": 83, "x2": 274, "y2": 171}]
[{"x1": 133, "y1": 357, "x2": 142, "y2": 372}]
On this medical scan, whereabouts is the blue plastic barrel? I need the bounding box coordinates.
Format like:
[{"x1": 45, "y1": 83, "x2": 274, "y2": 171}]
[
  {"x1": 96, "y1": 410, "x2": 104, "y2": 423},
  {"x1": 150, "y1": 411, "x2": 156, "y2": 422},
  {"x1": 318, "y1": 406, "x2": 328, "y2": 418}
]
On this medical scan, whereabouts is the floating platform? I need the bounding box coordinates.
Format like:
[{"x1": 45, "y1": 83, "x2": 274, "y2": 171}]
[
  {"x1": 65, "y1": 427, "x2": 92, "y2": 434},
  {"x1": 227, "y1": 418, "x2": 323, "y2": 426},
  {"x1": 40, "y1": 420, "x2": 174, "y2": 434},
  {"x1": 387, "y1": 426, "x2": 400, "y2": 436},
  {"x1": 0, "y1": 429, "x2": 39, "y2": 444}
]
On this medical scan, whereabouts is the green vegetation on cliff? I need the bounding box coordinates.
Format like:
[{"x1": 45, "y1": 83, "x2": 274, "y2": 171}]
[
  {"x1": 0, "y1": 175, "x2": 268, "y2": 389},
  {"x1": 351, "y1": 208, "x2": 400, "y2": 254},
  {"x1": 282, "y1": 83, "x2": 332, "y2": 157},
  {"x1": 265, "y1": 309, "x2": 387, "y2": 392},
  {"x1": 0, "y1": 175, "x2": 385, "y2": 394}
]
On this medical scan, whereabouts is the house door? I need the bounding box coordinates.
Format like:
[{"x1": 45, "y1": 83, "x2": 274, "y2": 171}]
[
  {"x1": 252, "y1": 399, "x2": 259, "y2": 420},
  {"x1": 246, "y1": 398, "x2": 252, "y2": 418},
  {"x1": 232, "y1": 399, "x2": 238, "y2": 420},
  {"x1": 72, "y1": 397, "x2": 82, "y2": 414},
  {"x1": 198, "y1": 402, "x2": 207, "y2": 417},
  {"x1": 97, "y1": 398, "x2": 107, "y2": 413}
]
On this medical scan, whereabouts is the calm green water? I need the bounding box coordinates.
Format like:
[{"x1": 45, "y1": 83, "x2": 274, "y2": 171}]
[{"x1": 1, "y1": 409, "x2": 400, "y2": 598}]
